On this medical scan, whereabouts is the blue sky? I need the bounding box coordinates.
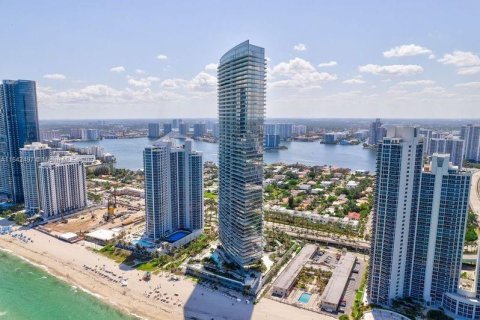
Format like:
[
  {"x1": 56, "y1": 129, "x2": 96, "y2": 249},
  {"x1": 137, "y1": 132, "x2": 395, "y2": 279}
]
[{"x1": 1, "y1": 1, "x2": 480, "y2": 119}]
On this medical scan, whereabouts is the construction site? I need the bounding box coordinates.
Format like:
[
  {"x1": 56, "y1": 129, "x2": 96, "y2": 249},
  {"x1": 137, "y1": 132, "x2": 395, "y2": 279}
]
[{"x1": 40, "y1": 184, "x2": 146, "y2": 243}]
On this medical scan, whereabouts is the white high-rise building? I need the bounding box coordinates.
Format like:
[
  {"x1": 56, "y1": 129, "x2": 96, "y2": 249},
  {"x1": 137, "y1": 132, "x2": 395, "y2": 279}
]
[
  {"x1": 38, "y1": 157, "x2": 87, "y2": 220},
  {"x1": 406, "y1": 154, "x2": 470, "y2": 304},
  {"x1": 462, "y1": 124, "x2": 480, "y2": 163},
  {"x1": 293, "y1": 125, "x2": 307, "y2": 136},
  {"x1": 144, "y1": 139, "x2": 203, "y2": 240},
  {"x1": 368, "y1": 126, "x2": 471, "y2": 308},
  {"x1": 427, "y1": 137, "x2": 465, "y2": 168},
  {"x1": 20, "y1": 143, "x2": 52, "y2": 215},
  {"x1": 368, "y1": 126, "x2": 424, "y2": 304}
]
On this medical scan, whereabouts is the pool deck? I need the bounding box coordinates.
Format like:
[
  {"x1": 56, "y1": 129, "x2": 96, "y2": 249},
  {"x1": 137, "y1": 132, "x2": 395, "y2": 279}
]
[{"x1": 289, "y1": 289, "x2": 320, "y2": 309}]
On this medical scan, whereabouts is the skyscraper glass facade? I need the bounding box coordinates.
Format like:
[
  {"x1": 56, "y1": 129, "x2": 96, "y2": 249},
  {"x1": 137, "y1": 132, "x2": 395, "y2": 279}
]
[
  {"x1": 218, "y1": 40, "x2": 265, "y2": 268},
  {"x1": 0, "y1": 80, "x2": 40, "y2": 203}
]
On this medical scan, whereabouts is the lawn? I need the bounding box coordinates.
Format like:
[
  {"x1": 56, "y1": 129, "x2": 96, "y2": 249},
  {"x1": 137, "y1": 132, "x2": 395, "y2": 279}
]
[
  {"x1": 204, "y1": 191, "x2": 218, "y2": 200},
  {"x1": 96, "y1": 244, "x2": 133, "y2": 264}
]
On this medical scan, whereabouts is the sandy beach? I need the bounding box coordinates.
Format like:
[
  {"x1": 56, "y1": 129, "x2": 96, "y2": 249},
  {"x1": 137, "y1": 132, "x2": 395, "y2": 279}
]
[{"x1": 0, "y1": 228, "x2": 333, "y2": 320}]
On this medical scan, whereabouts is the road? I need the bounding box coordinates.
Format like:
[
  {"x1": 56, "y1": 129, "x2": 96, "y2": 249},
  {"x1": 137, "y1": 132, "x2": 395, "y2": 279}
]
[{"x1": 470, "y1": 170, "x2": 480, "y2": 224}]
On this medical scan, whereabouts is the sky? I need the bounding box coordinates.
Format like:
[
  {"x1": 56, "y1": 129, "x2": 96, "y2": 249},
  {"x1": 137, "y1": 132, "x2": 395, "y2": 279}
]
[{"x1": 1, "y1": 0, "x2": 480, "y2": 120}]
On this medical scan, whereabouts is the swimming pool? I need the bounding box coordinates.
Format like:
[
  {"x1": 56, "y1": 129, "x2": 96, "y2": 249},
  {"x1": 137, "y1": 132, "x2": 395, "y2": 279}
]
[
  {"x1": 132, "y1": 239, "x2": 154, "y2": 248},
  {"x1": 298, "y1": 292, "x2": 312, "y2": 304},
  {"x1": 210, "y1": 251, "x2": 221, "y2": 265}
]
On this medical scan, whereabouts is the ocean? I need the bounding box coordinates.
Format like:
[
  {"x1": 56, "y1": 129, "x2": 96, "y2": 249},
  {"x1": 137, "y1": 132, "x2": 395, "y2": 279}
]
[{"x1": 0, "y1": 250, "x2": 135, "y2": 320}]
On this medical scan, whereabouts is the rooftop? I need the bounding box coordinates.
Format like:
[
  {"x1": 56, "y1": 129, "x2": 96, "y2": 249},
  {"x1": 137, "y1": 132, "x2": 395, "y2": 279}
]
[
  {"x1": 272, "y1": 244, "x2": 317, "y2": 291},
  {"x1": 321, "y1": 252, "x2": 357, "y2": 306},
  {"x1": 86, "y1": 229, "x2": 120, "y2": 241}
]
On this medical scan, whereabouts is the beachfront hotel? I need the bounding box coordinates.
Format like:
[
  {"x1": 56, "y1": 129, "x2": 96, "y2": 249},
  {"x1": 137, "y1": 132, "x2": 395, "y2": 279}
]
[
  {"x1": 368, "y1": 126, "x2": 472, "y2": 308},
  {"x1": 144, "y1": 139, "x2": 203, "y2": 241},
  {"x1": 20, "y1": 143, "x2": 52, "y2": 215},
  {"x1": 38, "y1": 157, "x2": 88, "y2": 220},
  {"x1": 0, "y1": 80, "x2": 40, "y2": 203},
  {"x1": 217, "y1": 40, "x2": 266, "y2": 268}
]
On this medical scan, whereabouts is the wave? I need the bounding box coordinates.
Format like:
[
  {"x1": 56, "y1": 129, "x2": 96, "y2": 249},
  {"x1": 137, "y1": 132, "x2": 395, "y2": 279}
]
[{"x1": 0, "y1": 246, "x2": 142, "y2": 319}]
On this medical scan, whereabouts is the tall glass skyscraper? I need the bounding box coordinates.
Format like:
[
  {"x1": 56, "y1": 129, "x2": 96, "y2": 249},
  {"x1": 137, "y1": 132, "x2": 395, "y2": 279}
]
[
  {"x1": 217, "y1": 41, "x2": 266, "y2": 268},
  {"x1": 0, "y1": 80, "x2": 40, "y2": 203},
  {"x1": 368, "y1": 126, "x2": 424, "y2": 304},
  {"x1": 144, "y1": 139, "x2": 203, "y2": 240},
  {"x1": 368, "y1": 126, "x2": 472, "y2": 307},
  {"x1": 406, "y1": 154, "x2": 470, "y2": 304}
]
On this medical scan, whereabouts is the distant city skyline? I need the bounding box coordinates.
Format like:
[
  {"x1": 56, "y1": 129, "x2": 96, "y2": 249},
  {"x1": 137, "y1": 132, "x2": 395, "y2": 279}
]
[{"x1": 2, "y1": 1, "x2": 480, "y2": 119}]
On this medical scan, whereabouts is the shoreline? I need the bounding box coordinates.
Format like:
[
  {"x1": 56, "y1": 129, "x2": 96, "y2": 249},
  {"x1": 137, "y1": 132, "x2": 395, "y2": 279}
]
[
  {"x1": 0, "y1": 244, "x2": 144, "y2": 320},
  {"x1": 0, "y1": 228, "x2": 334, "y2": 320},
  {"x1": 0, "y1": 231, "x2": 179, "y2": 320}
]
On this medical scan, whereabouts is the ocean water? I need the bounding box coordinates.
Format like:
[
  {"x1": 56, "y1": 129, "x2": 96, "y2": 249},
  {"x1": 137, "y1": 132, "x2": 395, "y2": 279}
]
[
  {"x1": 0, "y1": 251, "x2": 135, "y2": 320},
  {"x1": 74, "y1": 138, "x2": 377, "y2": 172}
]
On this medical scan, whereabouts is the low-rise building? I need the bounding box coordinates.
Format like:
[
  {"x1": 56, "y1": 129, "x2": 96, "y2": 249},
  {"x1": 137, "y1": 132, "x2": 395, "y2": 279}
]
[
  {"x1": 298, "y1": 184, "x2": 311, "y2": 192},
  {"x1": 346, "y1": 181, "x2": 359, "y2": 189},
  {"x1": 271, "y1": 244, "x2": 317, "y2": 298},
  {"x1": 320, "y1": 252, "x2": 357, "y2": 312},
  {"x1": 85, "y1": 228, "x2": 121, "y2": 245}
]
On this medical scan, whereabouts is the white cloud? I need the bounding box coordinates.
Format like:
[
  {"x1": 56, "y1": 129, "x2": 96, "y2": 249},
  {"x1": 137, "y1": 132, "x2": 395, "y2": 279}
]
[
  {"x1": 157, "y1": 54, "x2": 168, "y2": 60},
  {"x1": 457, "y1": 66, "x2": 480, "y2": 75},
  {"x1": 204, "y1": 63, "x2": 218, "y2": 71},
  {"x1": 438, "y1": 51, "x2": 480, "y2": 67},
  {"x1": 160, "y1": 78, "x2": 187, "y2": 89},
  {"x1": 135, "y1": 69, "x2": 146, "y2": 74},
  {"x1": 318, "y1": 61, "x2": 337, "y2": 68},
  {"x1": 293, "y1": 43, "x2": 307, "y2": 51},
  {"x1": 358, "y1": 64, "x2": 423, "y2": 76},
  {"x1": 270, "y1": 57, "x2": 337, "y2": 89},
  {"x1": 161, "y1": 72, "x2": 216, "y2": 92},
  {"x1": 110, "y1": 66, "x2": 126, "y2": 73},
  {"x1": 187, "y1": 72, "x2": 217, "y2": 91},
  {"x1": 428, "y1": 54, "x2": 436, "y2": 60},
  {"x1": 43, "y1": 73, "x2": 66, "y2": 80},
  {"x1": 343, "y1": 78, "x2": 365, "y2": 84},
  {"x1": 419, "y1": 86, "x2": 454, "y2": 97},
  {"x1": 127, "y1": 76, "x2": 160, "y2": 87},
  {"x1": 397, "y1": 80, "x2": 435, "y2": 86},
  {"x1": 455, "y1": 82, "x2": 480, "y2": 88},
  {"x1": 383, "y1": 44, "x2": 432, "y2": 58},
  {"x1": 37, "y1": 84, "x2": 185, "y2": 107}
]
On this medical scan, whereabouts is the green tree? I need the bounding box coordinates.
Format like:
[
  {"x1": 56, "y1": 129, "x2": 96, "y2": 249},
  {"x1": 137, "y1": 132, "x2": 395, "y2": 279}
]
[
  {"x1": 288, "y1": 196, "x2": 294, "y2": 209},
  {"x1": 14, "y1": 212, "x2": 27, "y2": 225},
  {"x1": 465, "y1": 228, "x2": 478, "y2": 242}
]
